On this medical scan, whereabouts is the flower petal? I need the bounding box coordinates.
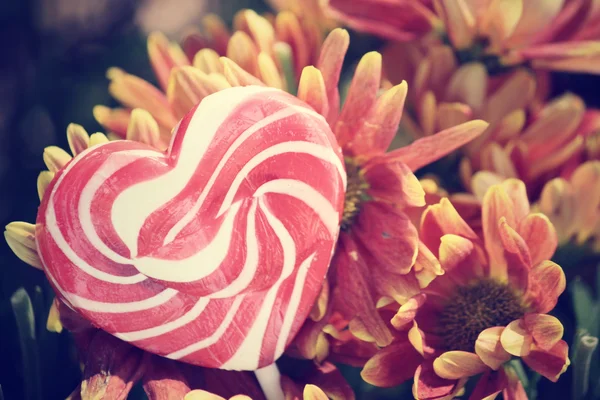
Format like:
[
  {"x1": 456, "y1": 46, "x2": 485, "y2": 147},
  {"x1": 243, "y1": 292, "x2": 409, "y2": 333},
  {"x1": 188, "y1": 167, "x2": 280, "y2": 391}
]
[
  {"x1": 66, "y1": 123, "x2": 90, "y2": 156},
  {"x1": 500, "y1": 319, "x2": 533, "y2": 357},
  {"x1": 143, "y1": 356, "x2": 191, "y2": 400},
  {"x1": 351, "y1": 81, "x2": 408, "y2": 155},
  {"x1": 5, "y1": 222, "x2": 41, "y2": 269},
  {"x1": 193, "y1": 48, "x2": 223, "y2": 74},
  {"x1": 363, "y1": 160, "x2": 425, "y2": 208},
  {"x1": 502, "y1": 366, "x2": 528, "y2": 400},
  {"x1": 317, "y1": 29, "x2": 349, "y2": 124},
  {"x1": 526, "y1": 260, "x2": 566, "y2": 314},
  {"x1": 126, "y1": 109, "x2": 164, "y2": 150},
  {"x1": 361, "y1": 338, "x2": 422, "y2": 387},
  {"x1": 93, "y1": 106, "x2": 131, "y2": 138},
  {"x1": 43, "y1": 146, "x2": 72, "y2": 172},
  {"x1": 445, "y1": 63, "x2": 488, "y2": 111},
  {"x1": 517, "y1": 213, "x2": 557, "y2": 266},
  {"x1": 257, "y1": 52, "x2": 283, "y2": 90},
  {"x1": 331, "y1": 234, "x2": 393, "y2": 346},
  {"x1": 147, "y1": 31, "x2": 189, "y2": 92},
  {"x1": 433, "y1": 351, "x2": 488, "y2": 379},
  {"x1": 303, "y1": 385, "x2": 328, "y2": 400},
  {"x1": 413, "y1": 241, "x2": 444, "y2": 289},
  {"x1": 391, "y1": 293, "x2": 427, "y2": 330},
  {"x1": 438, "y1": 0, "x2": 477, "y2": 48},
  {"x1": 354, "y1": 202, "x2": 418, "y2": 275},
  {"x1": 523, "y1": 313, "x2": 563, "y2": 351},
  {"x1": 46, "y1": 298, "x2": 63, "y2": 333},
  {"x1": 522, "y1": 340, "x2": 570, "y2": 382},
  {"x1": 226, "y1": 31, "x2": 260, "y2": 77},
  {"x1": 475, "y1": 327, "x2": 512, "y2": 370},
  {"x1": 167, "y1": 66, "x2": 228, "y2": 120},
  {"x1": 220, "y1": 57, "x2": 265, "y2": 87},
  {"x1": 469, "y1": 370, "x2": 508, "y2": 400},
  {"x1": 186, "y1": 391, "x2": 225, "y2": 400},
  {"x1": 420, "y1": 198, "x2": 479, "y2": 257},
  {"x1": 298, "y1": 66, "x2": 329, "y2": 118},
  {"x1": 413, "y1": 361, "x2": 464, "y2": 400},
  {"x1": 37, "y1": 171, "x2": 54, "y2": 201},
  {"x1": 382, "y1": 120, "x2": 489, "y2": 172},
  {"x1": 498, "y1": 217, "x2": 532, "y2": 291},
  {"x1": 482, "y1": 184, "x2": 516, "y2": 280},
  {"x1": 334, "y1": 52, "x2": 382, "y2": 153}
]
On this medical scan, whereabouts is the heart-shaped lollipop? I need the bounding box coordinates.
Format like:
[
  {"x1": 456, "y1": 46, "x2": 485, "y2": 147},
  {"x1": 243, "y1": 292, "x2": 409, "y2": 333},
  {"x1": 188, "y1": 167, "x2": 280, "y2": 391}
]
[{"x1": 36, "y1": 86, "x2": 345, "y2": 370}]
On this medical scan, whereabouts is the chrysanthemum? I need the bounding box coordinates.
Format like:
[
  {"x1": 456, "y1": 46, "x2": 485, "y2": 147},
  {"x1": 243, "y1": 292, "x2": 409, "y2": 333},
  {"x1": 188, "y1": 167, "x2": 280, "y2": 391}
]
[
  {"x1": 89, "y1": 18, "x2": 489, "y2": 355},
  {"x1": 537, "y1": 160, "x2": 600, "y2": 251},
  {"x1": 361, "y1": 179, "x2": 569, "y2": 399},
  {"x1": 326, "y1": 0, "x2": 600, "y2": 74}
]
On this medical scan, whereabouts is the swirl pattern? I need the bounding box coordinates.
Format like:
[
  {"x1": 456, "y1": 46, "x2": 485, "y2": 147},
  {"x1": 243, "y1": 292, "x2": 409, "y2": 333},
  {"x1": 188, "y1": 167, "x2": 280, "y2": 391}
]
[{"x1": 35, "y1": 86, "x2": 346, "y2": 370}]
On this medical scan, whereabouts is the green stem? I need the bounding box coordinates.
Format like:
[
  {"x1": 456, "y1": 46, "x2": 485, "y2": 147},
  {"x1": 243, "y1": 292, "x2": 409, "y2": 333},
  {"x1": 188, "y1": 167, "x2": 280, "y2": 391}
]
[{"x1": 572, "y1": 332, "x2": 599, "y2": 399}]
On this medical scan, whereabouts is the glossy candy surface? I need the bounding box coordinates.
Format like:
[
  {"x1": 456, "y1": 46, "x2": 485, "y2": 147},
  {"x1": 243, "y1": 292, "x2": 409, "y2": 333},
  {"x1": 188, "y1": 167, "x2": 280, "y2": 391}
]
[{"x1": 35, "y1": 86, "x2": 345, "y2": 370}]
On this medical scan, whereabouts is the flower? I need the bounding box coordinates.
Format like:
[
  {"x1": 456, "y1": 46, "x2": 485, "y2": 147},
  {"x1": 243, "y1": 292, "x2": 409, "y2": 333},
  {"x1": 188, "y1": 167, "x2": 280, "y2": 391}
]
[
  {"x1": 327, "y1": 0, "x2": 600, "y2": 74},
  {"x1": 265, "y1": 0, "x2": 338, "y2": 31},
  {"x1": 537, "y1": 160, "x2": 600, "y2": 251},
  {"x1": 321, "y1": 0, "x2": 436, "y2": 42},
  {"x1": 91, "y1": 18, "x2": 489, "y2": 359},
  {"x1": 361, "y1": 179, "x2": 569, "y2": 399}
]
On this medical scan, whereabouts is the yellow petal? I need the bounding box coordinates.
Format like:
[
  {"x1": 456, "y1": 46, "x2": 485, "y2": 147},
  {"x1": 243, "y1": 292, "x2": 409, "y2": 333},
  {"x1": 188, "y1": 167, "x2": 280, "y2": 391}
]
[
  {"x1": 37, "y1": 171, "x2": 55, "y2": 201},
  {"x1": 89, "y1": 133, "x2": 110, "y2": 147},
  {"x1": 438, "y1": 0, "x2": 476, "y2": 49},
  {"x1": 298, "y1": 66, "x2": 328, "y2": 117},
  {"x1": 258, "y1": 52, "x2": 283, "y2": 89},
  {"x1": 93, "y1": 106, "x2": 130, "y2": 138},
  {"x1": 433, "y1": 351, "x2": 488, "y2": 379},
  {"x1": 226, "y1": 31, "x2": 260, "y2": 77},
  {"x1": 303, "y1": 384, "x2": 328, "y2": 400},
  {"x1": 167, "y1": 66, "x2": 224, "y2": 120},
  {"x1": 185, "y1": 390, "x2": 226, "y2": 400},
  {"x1": 66, "y1": 123, "x2": 90, "y2": 156},
  {"x1": 5, "y1": 222, "x2": 41, "y2": 269},
  {"x1": 46, "y1": 300, "x2": 63, "y2": 333},
  {"x1": 43, "y1": 146, "x2": 72, "y2": 172},
  {"x1": 500, "y1": 319, "x2": 533, "y2": 356},
  {"x1": 475, "y1": 327, "x2": 512, "y2": 369},
  {"x1": 220, "y1": 57, "x2": 265, "y2": 87},
  {"x1": 127, "y1": 109, "x2": 163, "y2": 149},
  {"x1": 193, "y1": 48, "x2": 223, "y2": 74}
]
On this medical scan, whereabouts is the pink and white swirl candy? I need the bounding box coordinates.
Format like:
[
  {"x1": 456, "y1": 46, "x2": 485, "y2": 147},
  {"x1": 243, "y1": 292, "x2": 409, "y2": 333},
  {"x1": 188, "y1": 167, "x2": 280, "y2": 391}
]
[{"x1": 35, "y1": 86, "x2": 346, "y2": 370}]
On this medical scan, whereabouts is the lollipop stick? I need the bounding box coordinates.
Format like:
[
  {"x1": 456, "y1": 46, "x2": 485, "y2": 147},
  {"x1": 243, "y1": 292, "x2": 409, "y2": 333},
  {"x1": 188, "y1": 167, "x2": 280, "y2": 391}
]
[{"x1": 255, "y1": 363, "x2": 285, "y2": 400}]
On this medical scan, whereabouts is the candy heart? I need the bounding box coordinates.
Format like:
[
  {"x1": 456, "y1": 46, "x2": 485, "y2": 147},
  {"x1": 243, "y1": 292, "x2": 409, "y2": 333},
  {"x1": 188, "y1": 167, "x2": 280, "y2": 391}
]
[{"x1": 36, "y1": 86, "x2": 345, "y2": 370}]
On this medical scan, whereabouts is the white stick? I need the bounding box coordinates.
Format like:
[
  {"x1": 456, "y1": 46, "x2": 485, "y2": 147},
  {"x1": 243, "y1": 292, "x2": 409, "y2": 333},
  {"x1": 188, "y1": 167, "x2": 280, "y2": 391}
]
[{"x1": 255, "y1": 363, "x2": 285, "y2": 400}]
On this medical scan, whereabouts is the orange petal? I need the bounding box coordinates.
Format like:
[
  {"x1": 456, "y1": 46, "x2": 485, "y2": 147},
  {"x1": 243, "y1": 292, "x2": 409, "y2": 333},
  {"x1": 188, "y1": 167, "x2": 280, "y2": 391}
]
[
  {"x1": 351, "y1": 81, "x2": 408, "y2": 155},
  {"x1": 37, "y1": 171, "x2": 54, "y2": 201},
  {"x1": 413, "y1": 361, "x2": 465, "y2": 400},
  {"x1": 5, "y1": 222, "x2": 41, "y2": 269},
  {"x1": 502, "y1": 366, "x2": 528, "y2": 399},
  {"x1": 522, "y1": 340, "x2": 570, "y2": 382},
  {"x1": 220, "y1": 57, "x2": 266, "y2": 87},
  {"x1": 226, "y1": 31, "x2": 260, "y2": 77},
  {"x1": 479, "y1": 143, "x2": 518, "y2": 178},
  {"x1": 93, "y1": 106, "x2": 130, "y2": 138},
  {"x1": 185, "y1": 390, "x2": 225, "y2": 400},
  {"x1": 499, "y1": 217, "x2": 532, "y2": 268},
  {"x1": 518, "y1": 214, "x2": 557, "y2": 266},
  {"x1": 420, "y1": 198, "x2": 479, "y2": 256},
  {"x1": 475, "y1": 327, "x2": 512, "y2": 370},
  {"x1": 309, "y1": 280, "x2": 329, "y2": 322},
  {"x1": 391, "y1": 294, "x2": 427, "y2": 330},
  {"x1": 490, "y1": 109, "x2": 526, "y2": 143},
  {"x1": 527, "y1": 136, "x2": 585, "y2": 180},
  {"x1": 482, "y1": 69, "x2": 535, "y2": 125},
  {"x1": 413, "y1": 241, "x2": 444, "y2": 289},
  {"x1": 469, "y1": 370, "x2": 507, "y2": 400},
  {"x1": 482, "y1": 184, "x2": 516, "y2": 280},
  {"x1": 126, "y1": 109, "x2": 164, "y2": 150},
  {"x1": 361, "y1": 338, "x2": 422, "y2": 387},
  {"x1": 297, "y1": 66, "x2": 328, "y2": 117},
  {"x1": 478, "y1": 0, "x2": 523, "y2": 47},
  {"x1": 500, "y1": 319, "x2": 533, "y2": 357},
  {"x1": 418, "y1": 90, "x2": 437, "y2": 137},
  {"x1": 167, "y1": 66, "x2": 217, "y2": 120},
  {"x1": 275, "y1": 11, "x2": 310, "y2": 79},
  {"x1": 537, "y1": 178, "x2": 576, "y2": 243},
  {"x1": 433, "y1": 351, "x2": 488, "y2": 379},
  {"x1": 193, "y1": 48, "x2": 223, "y2": 74},
  {"x1": 43, "y1": 146, "x2": 72, "y2": 172},
  {"x1": 334, "y1": 52, "x2": 382, "y2": 152},
  {"x1": 525, "y1": 260, "x2": 566, "y2": 314},
  {"x1": 438, "y1": 234, "x2": 475, "y2": 273},
  {"x1": 436, "y1": 102, "x2": 472, "y2": 131},
  {"x1": 382, "y1": 120, "x2": 489, "y2": 172},
  {"x1": 471, "y1": 171, "x2": 504, "y2": 201},
  {"x1": 523, "y1": 313, "x2": 563, "y2": 351},
  {"x1": 353, "y1": 203, "x2": 418, "y2": 275},
  {"x1": 363, "y1": 160, "x2": 425, "y2": 208},
  {"x1": 107, "y1": 68, "x2": 176, "y2": 130},
  {"x1": 317, "y1": 29, "x2": 350, "y2": 124},
  {"x1": 234, "y1": 9, "x2": 275, "y2": 55},
  {"x1": 147, "y1": 31, "x2": 189, "y2": 92}
]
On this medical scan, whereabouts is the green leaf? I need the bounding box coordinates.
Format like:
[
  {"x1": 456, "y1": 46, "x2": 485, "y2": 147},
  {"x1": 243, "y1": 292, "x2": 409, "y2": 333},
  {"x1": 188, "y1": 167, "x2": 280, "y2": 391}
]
[{"x1": 11, "y1": 288, "x2": 43, "y2": 400}]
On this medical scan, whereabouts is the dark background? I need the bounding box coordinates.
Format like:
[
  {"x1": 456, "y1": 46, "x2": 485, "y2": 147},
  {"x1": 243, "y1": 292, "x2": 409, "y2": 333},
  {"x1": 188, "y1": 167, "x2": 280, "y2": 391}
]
[{"x1": 1, "y1": 1, "x2": 599, "y2": 399}]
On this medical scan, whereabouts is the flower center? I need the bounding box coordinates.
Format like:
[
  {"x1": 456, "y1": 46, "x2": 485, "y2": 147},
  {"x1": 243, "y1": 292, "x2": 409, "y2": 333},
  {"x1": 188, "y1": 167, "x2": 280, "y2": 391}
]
[
  {"x1": 341, "y1": 158, "x2": 370, "y2": 231},
  {"x1": 437, "y1": 278, "x2": 526, "y2": 352}
]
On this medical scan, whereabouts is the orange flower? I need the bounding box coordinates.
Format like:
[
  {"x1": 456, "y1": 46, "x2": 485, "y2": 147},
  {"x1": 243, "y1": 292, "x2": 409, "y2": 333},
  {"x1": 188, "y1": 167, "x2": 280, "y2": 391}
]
[
  {"x1": 265, "y1": 0, "x2": 338, "y2": 31},
  {"x1": 537, "y1": 160, "x2": 600, "y2": 250},
  {"x1": 361, "y1": 179, "x2": 569, "y2": 399},
  {"x1": 328, "y1": 0, "x2": 600, "y2": 74},
  {"x1": 88, "y1": 21, "x2": 490, "y2": 356}
]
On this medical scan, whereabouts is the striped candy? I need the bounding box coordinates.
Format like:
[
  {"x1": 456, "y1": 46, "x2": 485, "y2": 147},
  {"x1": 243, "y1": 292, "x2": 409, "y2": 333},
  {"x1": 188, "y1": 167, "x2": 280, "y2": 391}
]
[{"x1": 35, "y1": 86, "x2": 346, "y2": 370}]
